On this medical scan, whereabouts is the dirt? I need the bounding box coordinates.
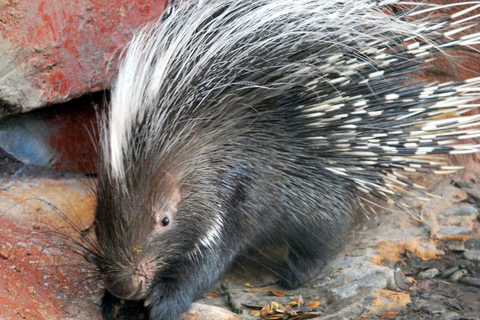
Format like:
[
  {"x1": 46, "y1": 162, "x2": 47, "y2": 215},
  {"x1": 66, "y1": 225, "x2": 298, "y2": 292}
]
[
  {"x1": 387, "y1": 250, "x2": 480, "y2": 320},
  {"x1": 200, "y1": 248, "x2": 480, "y2": 320}
]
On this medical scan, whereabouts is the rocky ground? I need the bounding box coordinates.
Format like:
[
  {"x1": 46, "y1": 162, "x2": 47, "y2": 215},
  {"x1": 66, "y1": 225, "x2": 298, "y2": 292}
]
[{"x1": 1, "y1": 149, "x2": 479, "y2": 320}]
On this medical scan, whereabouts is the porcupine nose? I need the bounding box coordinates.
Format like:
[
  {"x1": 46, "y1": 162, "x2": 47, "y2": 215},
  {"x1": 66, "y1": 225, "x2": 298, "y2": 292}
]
[{"x1": 103, "y1": 273, "x2": 147, "y2": 300}]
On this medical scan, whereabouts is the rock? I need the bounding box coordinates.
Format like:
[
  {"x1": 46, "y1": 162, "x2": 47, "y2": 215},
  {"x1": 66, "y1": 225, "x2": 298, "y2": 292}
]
[
  {"x1": 180, "y1": 303, "x2": 241, "y2": 320},
  {"x1": 465, "y1": 238, "x2": 480, "y2": 251},
  {"x1": 446, "y1": 242, "x2": 466, "y2": 252},
  {"x1": 459, "y1": 277, "x2": 480, "y2": 288},
  {"x1": 438, "y1": 226, "x2": 471, "y2": 237},
  {"x1": 439, "y1": 266, "x2": 460, "y2": 279},
  {"x1": 461, "y1": 185, "x2": 480, "y2": 202},
  {"x1": 0, "y1": 97, "x2": 99, "y2": 173},
  {"x1": 463, "y1": 250, "x2": 480, "y2": 262},
  {"x1": 417, "y1": 268, "x2": 440, "y2": 280},
  {"x1": 449, "y1": 269, "x2": 468, "y2": 282},
  {"x1": 0, "y1": 0, "x2": 168, "y2": 114},
  {"x1": 445, "y1": 205, "x2": 479, "y2": 216}
]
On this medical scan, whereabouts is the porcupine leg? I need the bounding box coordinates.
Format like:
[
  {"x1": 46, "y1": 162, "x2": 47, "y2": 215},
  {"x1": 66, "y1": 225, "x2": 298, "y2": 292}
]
[
  {"x1": 278, "y1": 202, "x2": 353, "y2": 289},
  {"x1": 146, "y1": 250, "x2": 236, "y2": 320},
  {"x1": 279, "y1": 240, "x2": 333, "y2": 289},
  {"x1": 100, "y1": 290, "x2": 120, "y2": 319}
]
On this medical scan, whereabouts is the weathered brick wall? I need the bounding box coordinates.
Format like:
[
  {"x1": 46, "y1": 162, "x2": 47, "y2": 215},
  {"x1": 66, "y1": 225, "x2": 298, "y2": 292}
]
[{"x1": 0, "y1": 0, "x2": 168, "y2": 116}]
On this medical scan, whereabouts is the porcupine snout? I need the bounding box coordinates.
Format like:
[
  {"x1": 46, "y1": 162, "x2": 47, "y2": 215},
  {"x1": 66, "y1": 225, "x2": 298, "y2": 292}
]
[{"x1": 102, "y1": 259, "x2": 156, "y2": 300}]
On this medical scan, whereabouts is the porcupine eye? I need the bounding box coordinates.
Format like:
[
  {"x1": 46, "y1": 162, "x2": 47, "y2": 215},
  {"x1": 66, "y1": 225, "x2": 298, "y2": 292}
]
[{"x1": 161, "y1": 217, "x2": 170, "y2": 226}]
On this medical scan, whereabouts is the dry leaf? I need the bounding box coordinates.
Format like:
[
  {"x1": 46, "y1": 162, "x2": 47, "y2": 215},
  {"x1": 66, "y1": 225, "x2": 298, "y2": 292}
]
[
  {"x1": 271, "y1": 301, "x2": 282, "y2": 310},
  {"x1": 261, "y1": 304, "x2": 272, "y2": 318},
  {"x1": 250, "y1": 310, "x2": 262, "y2": 317},
  {"x1": 298, "y1": 295, "x2": 304, "y2": 306},
  {"x1": 414, "y1": 279, "x2": 431, "y2": 294},
  {"x1": 381, "y1": 310, "x2": 399, "y2": 318},
  {"x1": 394, "y1": 268, "x2": 413, "y2": 290},
  {"x1": 253, "y1": 297, "x2": 324, "y2": 320},
  {"x1": 204, "y1": 290, "x2": 217, "y2": 297},
  {"x1": 307, "y1": 300, "x2": 321, "y2": 310},
  {"x1": 270, "y1": 291, "x2": 286, "y2": 296}
]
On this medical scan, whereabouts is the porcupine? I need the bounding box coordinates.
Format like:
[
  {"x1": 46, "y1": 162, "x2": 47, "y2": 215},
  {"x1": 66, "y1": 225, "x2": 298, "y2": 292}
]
[{"x1": 86, "y1": 0, "x2": 480, "y2": 319}]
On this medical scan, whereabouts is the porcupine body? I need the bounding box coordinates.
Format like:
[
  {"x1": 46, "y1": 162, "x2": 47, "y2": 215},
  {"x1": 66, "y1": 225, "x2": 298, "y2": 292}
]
[{"x1": 89, "y1": 0, "x2": 480, "y2": 319}]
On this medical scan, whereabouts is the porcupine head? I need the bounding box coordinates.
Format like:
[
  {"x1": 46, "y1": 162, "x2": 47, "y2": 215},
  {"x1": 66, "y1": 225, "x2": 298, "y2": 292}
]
[{"x1": 87, "y1": 0, "x2": 480, "y2": 319}]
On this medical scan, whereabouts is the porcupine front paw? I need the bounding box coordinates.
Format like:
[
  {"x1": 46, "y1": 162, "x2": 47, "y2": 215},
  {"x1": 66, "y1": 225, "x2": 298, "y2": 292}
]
[
  {"x1": 101, "y1": 290, "x2": 147, "y2": 320},
  {"x1": 146, "y1": 280, "x2": 194, "y2": 320}
]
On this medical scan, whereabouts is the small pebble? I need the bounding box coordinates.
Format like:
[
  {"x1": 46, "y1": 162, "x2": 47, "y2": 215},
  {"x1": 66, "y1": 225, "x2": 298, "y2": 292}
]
[
  {"x1": 459, "y1": 277, "x2": 480, "y2": 288},
  {"x1": 465, "y1": 238, "x2": 480, "y2": 250},
  {"x1": 417, "y1": 268, "x2": 440, "y2": 280},
  {"x1": 446, "y1": 243, "x2": 465, "y2": 252},
  {"x1": 420, "y1": 304, "x2": 444, "y2": 315},
  {"x1": 0, "y1": 250, "x2": 9, "y2": 260},
  {"x1": 452, "y1": 205, "x2": 478, "y2": 216},
  {"x1": 449, "y1": 269, "x2": 468, "y2": 282},
  {"x1": 463, "y1": 250, "x2": 480, "y2": 262},
  {"x1": 439, "y1": 266, "x2": 459, "y2": 279},
  {"x1": 438, "y1": 226, "x2": 470, "y2": 237}
]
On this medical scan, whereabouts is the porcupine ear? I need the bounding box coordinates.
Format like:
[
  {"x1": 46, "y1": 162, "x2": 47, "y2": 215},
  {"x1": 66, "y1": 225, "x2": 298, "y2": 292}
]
[{"x1": 153, "y1": 172, "x2": 181, "y2": 233}]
